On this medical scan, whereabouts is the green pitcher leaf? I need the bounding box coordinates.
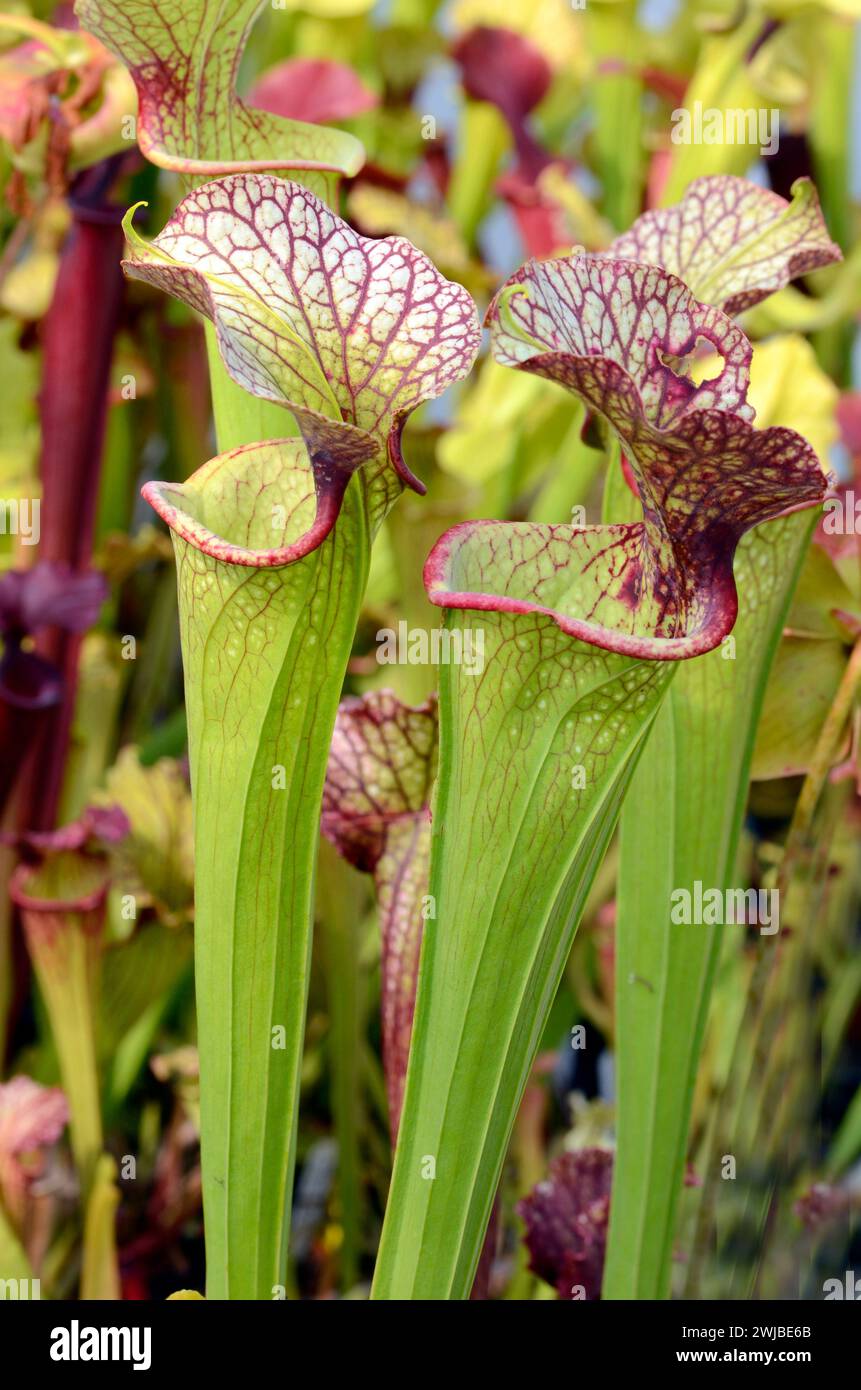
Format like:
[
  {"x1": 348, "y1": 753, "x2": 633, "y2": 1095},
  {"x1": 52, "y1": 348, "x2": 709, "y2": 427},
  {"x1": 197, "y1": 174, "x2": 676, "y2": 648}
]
[
  {"x1": 144, "y1": 434, "x2": 375, "y2": 1299},
  {"x1": 136, "y1": 181, "x2": 479, "y2": 1296},
  {"x1": 598, "y1": 246, "x2": 837, "y2": 1297},
  {"x1": 75, "y1": 0, "x2": 363, "y2": 189},
  {"x1": 603, "y1": 506, "x2": 821, "y2": 1300},
  {"x1": 144, "y1": 439, "x2": 368, "y2": 570},
  {"x1": 609, "y1": 176, "x2": 841, "y2": 315},
  {"x1": 371, "y1": 255, "x2": 826, "y2": 1300},
  {"x1": 10, "y1": 852, "x2": 110, "y2": 1201},
  {"x1": 80, "y1": 1153, "x2": 120, "y2": 1300},
  {"x1": 322, "y1": 690, "x2": 437, "y2": 1140},
  {"x1": 371, "y1": 601, "x2": 673, "y2": 1300},
  {"x1": 751, "y1": 634, "x2": 848, "y2": 780}
]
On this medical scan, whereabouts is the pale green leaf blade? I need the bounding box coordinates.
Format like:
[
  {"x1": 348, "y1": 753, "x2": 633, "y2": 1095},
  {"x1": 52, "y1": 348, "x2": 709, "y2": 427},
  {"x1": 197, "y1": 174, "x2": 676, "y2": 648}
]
[
  {"x1": 603, "y1": 334, "x2": 837, "y2": 1300},
  {"x1": 371, "y1": 609, "x2": 673, "y2": 1299},
  {"x1": 149, "y1": 435, "x2": 374, "y2": 1298},
  {"x1": 604, "y1": 510, "x2": 818, "y2": 1299}
]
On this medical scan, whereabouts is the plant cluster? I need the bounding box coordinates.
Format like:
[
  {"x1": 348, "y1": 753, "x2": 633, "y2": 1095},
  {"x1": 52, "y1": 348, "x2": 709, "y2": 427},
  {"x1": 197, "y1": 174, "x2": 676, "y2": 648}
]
[{"x1": 0, "y1": 0, "x2": 859, "y2": 1304}]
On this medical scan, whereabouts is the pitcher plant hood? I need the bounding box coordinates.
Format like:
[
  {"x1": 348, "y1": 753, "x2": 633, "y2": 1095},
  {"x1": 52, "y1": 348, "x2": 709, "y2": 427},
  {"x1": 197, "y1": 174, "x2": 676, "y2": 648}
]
[
  {"x1": 130, "y1": 174, "x2": 481, "y2": 564},
  {"x1": 426, "y1": 254, "x2": 828, "y2": 661}
]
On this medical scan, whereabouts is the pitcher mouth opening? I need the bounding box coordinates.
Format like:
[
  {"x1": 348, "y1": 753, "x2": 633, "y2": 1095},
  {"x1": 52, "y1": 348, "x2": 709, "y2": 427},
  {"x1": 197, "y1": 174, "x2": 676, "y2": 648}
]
[
  {"x1": 142, "y1": 437, "x2": 350, "y2": 569},
  {"x1": 11, "y1": 853, "x2": 111, "y2": 915}
]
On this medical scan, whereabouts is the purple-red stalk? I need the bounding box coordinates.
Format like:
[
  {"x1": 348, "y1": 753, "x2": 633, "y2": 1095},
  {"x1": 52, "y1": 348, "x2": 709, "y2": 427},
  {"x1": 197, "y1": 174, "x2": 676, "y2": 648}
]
[{"x1": 20, "y1": 159, "x2": 124, "y2": 832}]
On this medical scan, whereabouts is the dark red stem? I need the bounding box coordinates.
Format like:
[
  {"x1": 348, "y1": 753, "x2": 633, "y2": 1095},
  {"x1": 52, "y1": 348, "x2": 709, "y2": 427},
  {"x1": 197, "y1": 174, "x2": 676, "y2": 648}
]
[{"x1": 19, "y1": 161, "x2": 124, "y2": 831}]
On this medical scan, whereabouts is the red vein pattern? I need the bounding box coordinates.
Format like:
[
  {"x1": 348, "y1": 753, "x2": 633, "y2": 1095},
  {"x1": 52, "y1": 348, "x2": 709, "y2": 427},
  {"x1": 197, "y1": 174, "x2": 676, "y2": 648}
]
[
  {"x1": 322, "y1": 691, "x2": 438, "y2": 1143},
  {"x1": 425, "y1": 256, "x2": 826, "y2": 660},
  {"x1": 608, "y1": 176, "x2": 841, "y2": 314},
  {"x1": 517, "y1": 1147, "x2": 614, "y2": 1300},
  {"x1": 131, "y1": 175, "x2": 481, "y2": 564}
]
